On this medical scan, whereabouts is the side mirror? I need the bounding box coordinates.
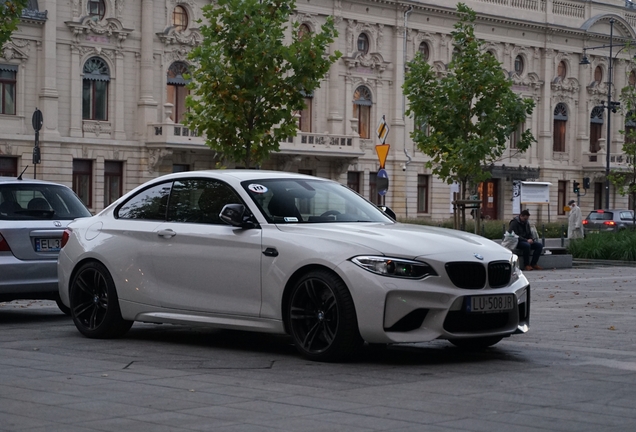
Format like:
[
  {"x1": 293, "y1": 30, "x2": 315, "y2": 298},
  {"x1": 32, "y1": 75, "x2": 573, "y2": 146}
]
[
  {"x1": 380, "y1": 206, "x2": 396, "y2": 220},
  {"x1": 219, "y1": 204, "x2": 258, "y2": 229}
]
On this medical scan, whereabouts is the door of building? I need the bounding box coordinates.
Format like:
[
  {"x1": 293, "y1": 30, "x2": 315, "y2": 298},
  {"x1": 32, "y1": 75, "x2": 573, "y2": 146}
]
[{"x1": 479, "y1": 179, "x2": 499, "y2": 220}]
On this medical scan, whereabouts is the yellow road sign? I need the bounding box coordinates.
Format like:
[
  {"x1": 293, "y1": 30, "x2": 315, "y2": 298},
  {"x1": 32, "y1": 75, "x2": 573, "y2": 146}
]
[
  {"x1": 375, "y1": 144, "x2": 390, "y2": 169},
  {"x1": 376, "y1": 115, "x2": 389, "y2": 144}
]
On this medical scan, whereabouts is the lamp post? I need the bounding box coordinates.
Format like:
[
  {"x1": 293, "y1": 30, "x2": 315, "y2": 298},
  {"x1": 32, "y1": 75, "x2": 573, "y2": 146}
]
[{"x1": 580, "y1": 18, "x2": 624, "y2": 210}]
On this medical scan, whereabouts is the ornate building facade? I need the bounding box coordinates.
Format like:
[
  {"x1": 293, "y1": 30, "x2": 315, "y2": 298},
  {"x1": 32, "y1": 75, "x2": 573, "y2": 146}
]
[{"x1": 0, "y1": 0, "x2": 634, "y2": 221}]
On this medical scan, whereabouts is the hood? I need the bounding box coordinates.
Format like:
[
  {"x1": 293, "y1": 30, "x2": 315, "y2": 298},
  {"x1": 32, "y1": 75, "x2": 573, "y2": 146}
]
[{"x1": 275, "y1": 222, "x2": 509, "y2": 259}]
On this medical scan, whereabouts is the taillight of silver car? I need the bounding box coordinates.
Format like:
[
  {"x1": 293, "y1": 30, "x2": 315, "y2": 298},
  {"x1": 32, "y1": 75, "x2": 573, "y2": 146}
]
[
  {"x1": 61, "y1": 228, "x2": 72, "y2": 248},
  {"x1": 0, "y1": 233, "x2": 10, "y2": 252}
]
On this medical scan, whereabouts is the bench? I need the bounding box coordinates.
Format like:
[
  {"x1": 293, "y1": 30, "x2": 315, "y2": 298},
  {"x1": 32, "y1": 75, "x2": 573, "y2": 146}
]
[{"x1": 511, "y1": 247, "x2": 572, "y2": 269}]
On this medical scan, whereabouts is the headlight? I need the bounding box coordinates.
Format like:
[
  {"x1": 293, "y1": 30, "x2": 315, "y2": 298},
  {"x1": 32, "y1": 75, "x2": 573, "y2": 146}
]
[
  {"x1": 351, "y1": 256, "x2": 437, "y2": 279},
  {"x1": 510, "y1": 254, "x2": 520, "y2": 280}
]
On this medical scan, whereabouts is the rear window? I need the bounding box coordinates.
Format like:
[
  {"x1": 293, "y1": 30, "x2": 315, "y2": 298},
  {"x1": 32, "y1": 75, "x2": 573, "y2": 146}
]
[
  {"x1": 587, "y1": 211, "x2": 613, "y2": 221},
  {"x1": 0, "y1": 184, "x2": 91, "y2": 220}
]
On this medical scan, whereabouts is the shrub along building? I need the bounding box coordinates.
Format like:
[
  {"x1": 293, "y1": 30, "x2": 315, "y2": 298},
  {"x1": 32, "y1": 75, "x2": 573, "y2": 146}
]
[{"x1": 0, "y1": 0, "x2": 633, "y2": 220}]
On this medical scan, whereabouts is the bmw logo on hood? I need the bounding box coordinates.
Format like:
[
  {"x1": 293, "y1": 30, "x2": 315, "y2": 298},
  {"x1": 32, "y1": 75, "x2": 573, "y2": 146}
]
[{"x1": 474, "y1": 253, "x2": 484, "y2": 261}]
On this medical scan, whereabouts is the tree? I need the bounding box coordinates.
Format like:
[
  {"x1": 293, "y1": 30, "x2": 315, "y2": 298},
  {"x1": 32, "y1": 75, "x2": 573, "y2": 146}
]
[
  {"x1": 185, "y1": 0, "x2": 340, "y2": 169},
  {"x1": 0, "y1": 1, "x2": 28, "y2": 46},
  {"x1": 403, "y1": 3, "x2": 535, "y2": 202}
]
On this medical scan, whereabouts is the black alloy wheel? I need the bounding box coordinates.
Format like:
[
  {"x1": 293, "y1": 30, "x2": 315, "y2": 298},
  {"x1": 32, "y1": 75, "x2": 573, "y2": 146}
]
[
  {"x1": 449, "y1": 335, "x2": 503, "y2": 350},
  {"x1": 288, "y1": 270, "x2": 362, "y2": 361},
  {"x1": 69, "y1": 261, "x2": 132, "y2": 339}
]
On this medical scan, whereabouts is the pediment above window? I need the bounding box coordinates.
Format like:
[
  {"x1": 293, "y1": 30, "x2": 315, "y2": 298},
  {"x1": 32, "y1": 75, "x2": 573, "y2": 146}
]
[
  {"x1": 157, "y1": 27, "x2": 202, "y2": 46},
  {"x1": 1, "y1": 39, "x2": 30, "y2": 61},
  {"x1": 66, "y1": 17, "x2": 132, "y2": 46},
  {"x1": 551, "y1": 76, "x2": 579, "y2": 93},
  {"x1": 344, "y1": 52, "x2": 388, "y2": 73},
  {"x1": 511, "y1": 72, "x2": 543, "y2": 89}
]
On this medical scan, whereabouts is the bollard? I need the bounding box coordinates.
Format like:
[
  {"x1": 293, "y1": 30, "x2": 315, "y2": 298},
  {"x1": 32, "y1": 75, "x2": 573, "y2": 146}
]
[
  {"x1": 561, "y1": 224, "x2": 565, "y2": 247},
  {"x1": 481, "y1": 224, "x2": 485, "y2": 237},
  {"x1": 541, "y1": 224, "x2": 546, "y2": 245}
]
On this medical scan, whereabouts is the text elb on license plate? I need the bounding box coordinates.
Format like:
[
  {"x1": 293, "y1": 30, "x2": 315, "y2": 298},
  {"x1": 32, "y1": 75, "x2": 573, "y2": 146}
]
[
  {"x1": 35, "y1": 238, "x2": 61, "y2": 252},
  {"x1": 466, "y1": 294, "x2": 514, "y2": 313}
]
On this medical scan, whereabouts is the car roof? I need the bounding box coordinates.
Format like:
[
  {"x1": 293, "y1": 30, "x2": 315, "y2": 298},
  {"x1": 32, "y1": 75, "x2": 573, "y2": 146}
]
[
  {"x1": 155, "y1": 169, "x2": 327, "y2": 182},
  {"x1": 588, "y1": 209, "x2": 632, "y2": 213},
  {"x1": 0, "y1": 176, "x2": 69, "y2": 186}
]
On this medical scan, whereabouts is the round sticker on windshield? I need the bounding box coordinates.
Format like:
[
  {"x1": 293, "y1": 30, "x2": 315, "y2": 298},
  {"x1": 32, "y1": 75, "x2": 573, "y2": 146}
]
[{"x1": 248, "y1": 184, "x2": 268, "y2": 194}]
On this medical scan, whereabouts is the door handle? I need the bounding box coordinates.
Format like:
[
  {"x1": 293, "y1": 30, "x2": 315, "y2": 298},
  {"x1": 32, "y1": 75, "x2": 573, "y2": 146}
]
[
  {"x1": 263, "y1": 247, "x2": 278, "y2": 257},
  {"x1": 157, "y1": 229, "x2": 176, "y2": 238}
]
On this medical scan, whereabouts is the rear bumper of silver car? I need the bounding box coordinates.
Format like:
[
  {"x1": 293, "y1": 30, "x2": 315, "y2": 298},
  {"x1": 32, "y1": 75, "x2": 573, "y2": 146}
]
[{"x1": 0, "y1": 252, "x2": 59, "y2": 301}]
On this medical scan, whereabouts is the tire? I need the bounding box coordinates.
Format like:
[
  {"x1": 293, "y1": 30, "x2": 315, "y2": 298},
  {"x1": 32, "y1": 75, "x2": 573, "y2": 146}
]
[
  {"x1": 55, "y1": 294, "x2": 71, "y2": 316},
  {"x1": 69, "y1": 261, "x2": 133, "y2": 339},
  {"x1": 287, "y1": 270, "x2": 362, "y2": 362},
  {"x1": 449, "y1": 335, "x2": 503, "y2": 350}
]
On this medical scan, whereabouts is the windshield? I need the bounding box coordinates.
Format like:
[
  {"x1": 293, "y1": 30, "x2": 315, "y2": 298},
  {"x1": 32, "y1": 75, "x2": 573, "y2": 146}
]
[
  {"x1": 241, "y1": 178, "x2": 394, "y2": 224},
  {"x1": 0, "y1": 183, "x2": 92, "y2": 220}
]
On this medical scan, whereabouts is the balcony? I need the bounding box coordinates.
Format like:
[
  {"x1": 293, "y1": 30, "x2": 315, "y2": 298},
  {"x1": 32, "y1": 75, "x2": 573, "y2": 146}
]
[
  {"x1": 146, "y1": 123, "x2": 207, "y2": 149},
  {"x1": 279, "y1": 132, "x2": 364, "y2": 158},
  {"x1": 582, "y1": 150, "x2": 629, "y2": 170}
]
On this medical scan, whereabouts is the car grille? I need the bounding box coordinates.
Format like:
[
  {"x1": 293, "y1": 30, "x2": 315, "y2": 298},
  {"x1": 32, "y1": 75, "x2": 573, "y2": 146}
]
[
  {"x1": 488, "y1": 261, "x2": 511, "y2": 288},
  {"x1": 443, "y1": 311, "x2": 510, "y2": 333},
  {"x1": 445, "y1": 262, "x2": 486, "y2": 289}
]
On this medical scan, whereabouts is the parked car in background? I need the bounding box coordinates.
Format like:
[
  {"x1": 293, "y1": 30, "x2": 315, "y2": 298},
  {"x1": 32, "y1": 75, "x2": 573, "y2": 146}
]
[
  {"x1": 0, "y1": 176, "x2": 92, "y2": 314},
  {"x1": 582, "y1": 209, "x2": 635, "y2": 235},
  {"x1": 58, "y1": 170, "x2": 530, "y2": 361}
]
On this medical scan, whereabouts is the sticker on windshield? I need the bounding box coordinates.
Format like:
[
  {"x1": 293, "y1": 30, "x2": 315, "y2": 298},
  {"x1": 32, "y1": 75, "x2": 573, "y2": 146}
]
[
  {"x1": 248, "y1": 184, "x2": 268, "y2": 194},
  {"x1": 284, "y1": 217, "x2": 299, "y2": 222}
]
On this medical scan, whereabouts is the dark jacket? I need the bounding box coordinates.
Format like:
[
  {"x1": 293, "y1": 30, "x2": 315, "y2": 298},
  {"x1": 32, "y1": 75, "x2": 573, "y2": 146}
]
[{"x1": 509, "y1": 216, "x2": 534, "y2": 242}]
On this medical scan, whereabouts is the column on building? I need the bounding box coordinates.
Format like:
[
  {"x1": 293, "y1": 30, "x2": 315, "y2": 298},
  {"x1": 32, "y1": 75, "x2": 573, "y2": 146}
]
[
  {"x1": 69, "y1": 44, "x2": 82, "y2": 137},
  {"x1": 538, "y1": 48, "x2": 554, "y2": 163},
  {"x1": 612, "y1": 58, "x2": 628, "y2": 154},
  {"x1": 138, "y1": 0, "x2": 158, "y2": 138},
  {"x1": 576, "y1": 51, "x2": 588, "y2": 166},
  {"x1": 39, "y1": 0, "x2": 59, "y2": 139},
  {"x1": 114, "y1": 51, "x2": 126, "y2": 140},
  {"x1": 327, "y1": 20, "x2": 343, "y2": 135}
]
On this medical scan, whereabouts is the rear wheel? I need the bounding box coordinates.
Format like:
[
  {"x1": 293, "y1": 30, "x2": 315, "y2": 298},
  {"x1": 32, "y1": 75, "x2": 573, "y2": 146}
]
[
  {"x1": 69, "y1": 261, "x2": 132, "y2": 338},
  {"x1": 287, "y1": 270, "x2": 362, "y2": 362},
  {"x1": 449, "y1": 336, "x2": 503, "y2": 350}
]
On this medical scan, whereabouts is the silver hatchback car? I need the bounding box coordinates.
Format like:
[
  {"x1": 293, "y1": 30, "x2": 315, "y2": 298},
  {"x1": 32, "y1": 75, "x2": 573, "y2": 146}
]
[{"x1": 0, "y1": 176, "x2": 91, "y2": 313}]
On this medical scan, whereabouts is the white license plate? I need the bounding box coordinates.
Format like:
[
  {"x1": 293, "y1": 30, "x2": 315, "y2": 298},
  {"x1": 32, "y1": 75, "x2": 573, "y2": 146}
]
[
  {"x1": 466, "y1": 295, "x2": 514, "y2": 313},
  {"x1": 35, "y1": 238, "x2": 61, "y2": 252}
]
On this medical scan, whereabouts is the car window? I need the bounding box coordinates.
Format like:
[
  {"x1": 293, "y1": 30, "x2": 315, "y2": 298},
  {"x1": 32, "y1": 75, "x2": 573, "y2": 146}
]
[
  {"x1": 117, "y1": 182, "x2": 171, "y2": 220},
  {"x1": 167, "y1": 179, "x2": 242, "y2": 225},
  {"x1": 0, "y1": 184, "x2": 91, "y2": 220},
  {"x1": 588, "y1": 212, "x2": 612, "y2": 221},
  {"x1": 242, "y1": 178, "x2": 392, "y2": 224},
  {"x1": 620, "y1": 211, "x2": 634, "y2": 221}
]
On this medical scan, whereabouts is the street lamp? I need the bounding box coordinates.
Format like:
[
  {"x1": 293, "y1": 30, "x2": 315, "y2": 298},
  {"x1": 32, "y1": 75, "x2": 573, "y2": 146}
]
[{"x1": 579, "y1": 18, "x2": 625, "y2": 209}]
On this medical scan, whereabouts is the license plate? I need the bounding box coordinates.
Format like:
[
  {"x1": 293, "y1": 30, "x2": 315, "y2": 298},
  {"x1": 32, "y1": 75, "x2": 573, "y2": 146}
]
[
  {"x1": 466, "y1": 295, "x2": 514, "y2": 313},
  {"x1": 35, "y1": 238, "x2": 61, "y2": 252}
]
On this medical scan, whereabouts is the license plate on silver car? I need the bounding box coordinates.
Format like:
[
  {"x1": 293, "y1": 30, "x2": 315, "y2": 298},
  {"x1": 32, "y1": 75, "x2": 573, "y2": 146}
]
[
  {"x1": 466, "y1": 294, "x2": 514, "y2": 313},
  {"x1": 35, "y1": 238, "x2": 61, "y2": 252}
]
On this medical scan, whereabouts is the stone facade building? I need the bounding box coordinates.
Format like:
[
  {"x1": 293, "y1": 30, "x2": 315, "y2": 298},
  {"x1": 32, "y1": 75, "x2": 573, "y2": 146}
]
[{"x1": 0, "y1": 0, "x2": 634, "y2": 222}]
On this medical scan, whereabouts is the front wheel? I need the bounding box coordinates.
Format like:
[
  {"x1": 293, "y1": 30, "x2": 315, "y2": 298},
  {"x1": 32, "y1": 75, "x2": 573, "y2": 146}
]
[
  {"x1": 287, "y1": 270, "x2": 362, "y2": 362},
  {"x1": 449, "y1": 336, "x2": 503, "y2": 350},
  {"x1": 69, "y1": 261, "x2": 132, "y2": 339}
]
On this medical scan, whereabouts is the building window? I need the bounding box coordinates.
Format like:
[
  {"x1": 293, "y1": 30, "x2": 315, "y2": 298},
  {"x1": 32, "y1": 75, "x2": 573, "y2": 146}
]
[
  {"x1": 357, "y1": 33, "x2": 369, "y2": 54},
  {"x1": 630, "y1": 71, "x2": 636, "y2": 86},
  {"x1": 594, "y1": 182, "x2": 603, "y2": 210},
  {"x1": 626, "y1": 110, "x2": 636, "y2": 145},
  {"x1": 510, "y1": 122, "x2": 524, "y2": 149},
  {"x1": 166, "y1": 62, "x2": 190, "y2": 123},
  {"x1": 557, "y1": 61, "x2": 567, "y2": 79},
  {"x1": 172, "y1": 164, "x2": 190, "y2": 173},
  {"x1": 0, "y1": 66, "x2": 16, "y2": 115},
  {"x1": 104, "y1": 161, "x2": 123, "y2": 207},
  {"x1": 347, "y1": 172, "x2": 361, "y2": 193},
  {"x1": 298, "y1": 24, "x2": 311, "y2": 40},
  {"x1": 558, "y1": 180, "x2": 567, "y2": 215},
  {"x1": 87, "y1": 0, "x2": 105, "y2": 20},
  {"x1": 353, "y1": 86, "x2": 372, "y2": 139},
  {"x1": 514, "y1": 55, "x2": 524, "y2": 75},
  {"x1": 173, "y1": 5, "x2": 188, "y2": 32},
  {"x1": 82, "y1": 57, "x2": 109, "y2": 121},
  {"x1": 298, "y1": 95, "x2": 312, "y2": 132},
  {"x1": 417, "y1": 175, "x2": 429, "y2": 213},
  {"x1": 590, "y1": 106, "x2": 604, "y2": 154},
  {"x1": 418, "y1": 42, "x2": 430, "y2": 62},
  {"x1": 0, "y1": 157, "x2": 17, "y2": 177},
  {"x1": 594, "y1": 66, "x2": 603, "y2": 85},
  {"x1": 553, "y1": 103, "x2": 568, "y2": 152},
  {"x1": 73, "y1": 159, "x2": 93, "y2": 207}
]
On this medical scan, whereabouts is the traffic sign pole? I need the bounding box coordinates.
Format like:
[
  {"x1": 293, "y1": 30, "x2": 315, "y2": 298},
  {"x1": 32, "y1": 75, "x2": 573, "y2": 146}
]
[{"x1": 32, "y1": 108, "x2": 43, "y2": 179}]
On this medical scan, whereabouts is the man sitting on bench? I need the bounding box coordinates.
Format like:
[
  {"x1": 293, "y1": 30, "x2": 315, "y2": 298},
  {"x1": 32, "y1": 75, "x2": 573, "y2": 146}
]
[{"x1": 509, "y1": 209, "x2": 543, "y2": 271}]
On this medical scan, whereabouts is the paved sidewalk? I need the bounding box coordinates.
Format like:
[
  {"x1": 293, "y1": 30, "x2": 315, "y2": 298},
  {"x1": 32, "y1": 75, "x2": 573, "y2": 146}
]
[{"x1": 1, "y1": 266, "x2": 636, "y2": 431}]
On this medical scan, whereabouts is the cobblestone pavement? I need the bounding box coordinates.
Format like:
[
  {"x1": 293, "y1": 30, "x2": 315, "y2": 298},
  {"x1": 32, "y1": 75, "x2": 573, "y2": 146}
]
[{"x1": 1, "y1": 266, "x2": 635, "y2": 432}]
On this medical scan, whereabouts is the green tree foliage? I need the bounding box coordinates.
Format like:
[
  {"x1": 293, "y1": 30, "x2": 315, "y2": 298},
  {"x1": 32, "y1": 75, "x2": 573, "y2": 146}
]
[
  {"x1": 0, "y1": 1, "x2": 28, "y2": 45},
  {"x1": 403, "y1": 3, "x2": 535, "y2": 199},
  {"x1": 185, "y1": 0, "x2": 340, "y2": 168},
  {"x1": 610, "y1": 81, "x2": 636, "y2": 220}
]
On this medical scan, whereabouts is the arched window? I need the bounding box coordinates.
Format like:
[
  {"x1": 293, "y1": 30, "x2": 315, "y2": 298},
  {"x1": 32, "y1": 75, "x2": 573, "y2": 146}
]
[
  {"x1": 353, "y1": 86, "x2": 372, "y2": 139},
  {"x1": 557, "y1": 61, "x2": 567, "y2": 79},
  {"x1": 298, "y1": 24, "x2": 311, "y2": 40},
  {"x1": 553, "y1": 103, "x2": 568, "y2": 152},
  {"x1": 173, "y1": 5, "x2": 188, "y2": 32},
  {"x1": 166, "y1": 62, "x2": 190, "y2": 123},
  {"x1": 298, "y1": 91, "x2": 312, "y2": 133},
  {"x1": 418, "y1": 42, "x2": 430, "y2": 62},
  {"x1": 594, "y1": 66, "x2": 603, "y2": 85},
  {"x1": 626, "y1": 110, "x2": 636, "y2": 145},
  {"x1": 357, "y1": 34, "x2": 369, "y2": 55},
  {"x1": 590, "y1": 106, "x2": 604, "y2": 154},
  {"x1": 82, "y1": 57, "x2": 109, "y2": 121},
  {"x1": 630, "y1": 71, "x2": 636, "y2": 86},
  {"x1": 514, "y1": 55, "x2": 524, "y2": 75},
  {"x1": 87, "y1": 0, "x2": 105, "y2": 20}
]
